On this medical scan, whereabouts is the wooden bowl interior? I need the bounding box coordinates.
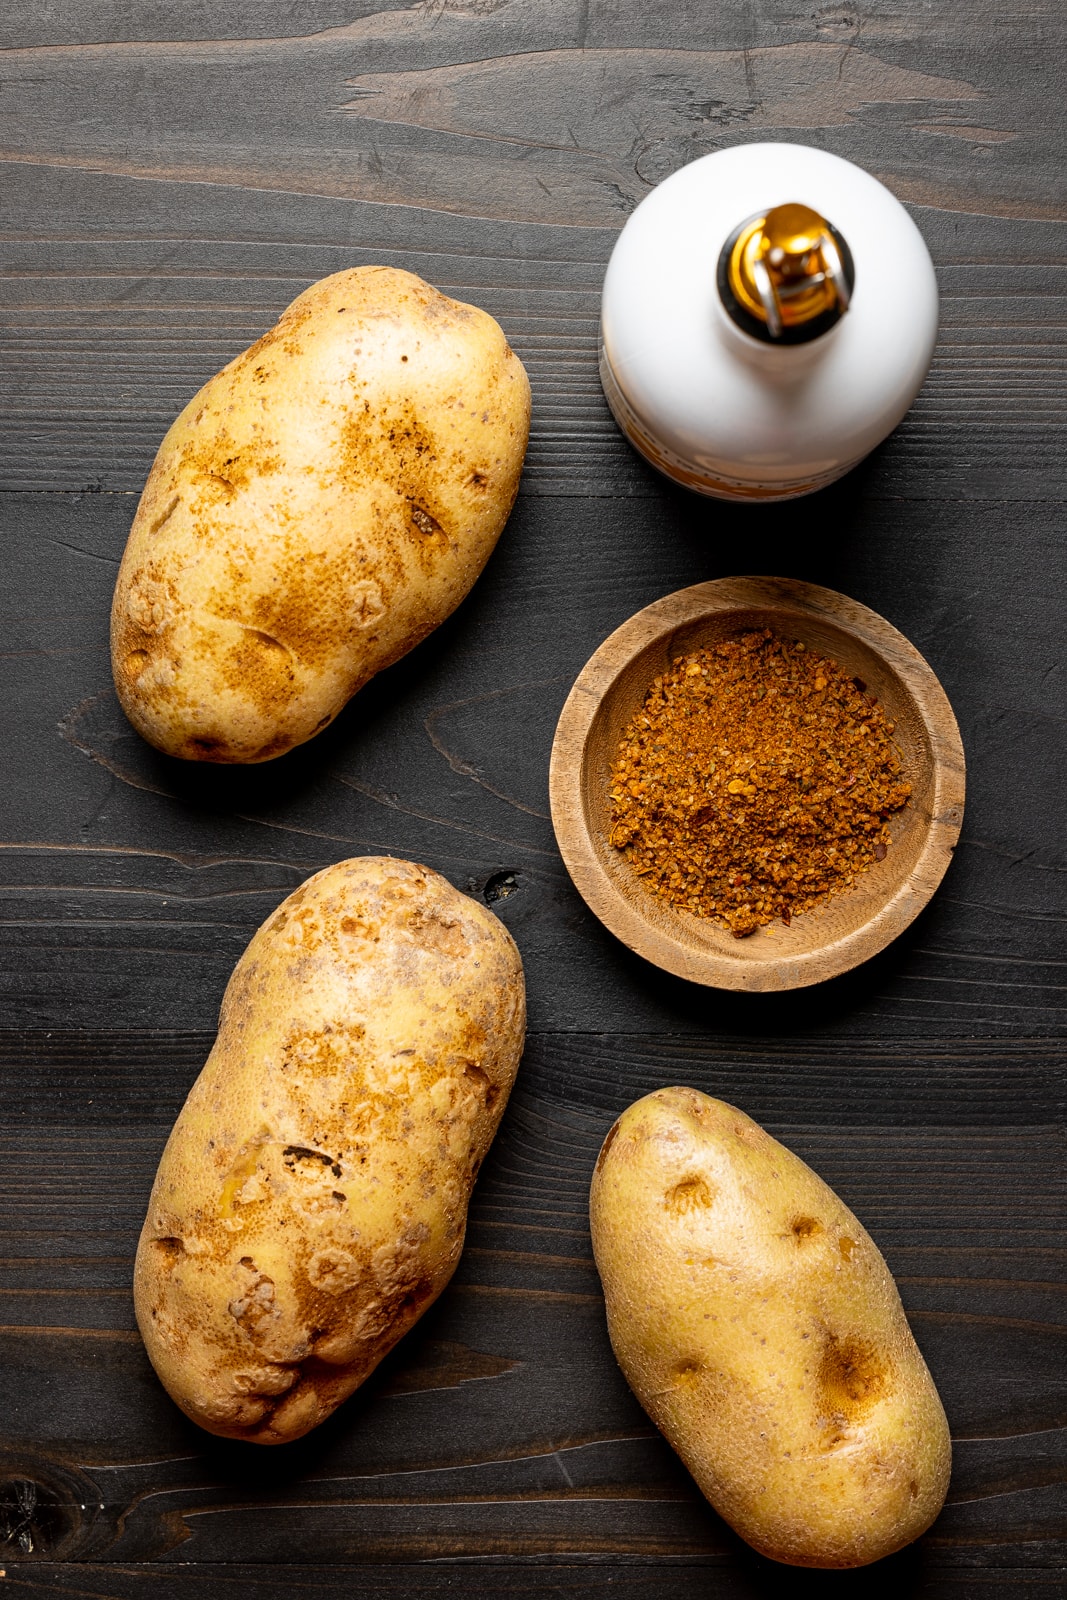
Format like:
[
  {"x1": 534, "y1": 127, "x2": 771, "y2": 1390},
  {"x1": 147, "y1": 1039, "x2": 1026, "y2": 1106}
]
[{"x1": 580, "y1": 604, "x2": 935, "y2": 969}]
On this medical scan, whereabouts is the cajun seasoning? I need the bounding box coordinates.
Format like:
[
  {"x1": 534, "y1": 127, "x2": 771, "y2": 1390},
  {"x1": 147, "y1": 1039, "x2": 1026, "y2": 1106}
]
[{"x1": 609, "y1": 629, "x2": 912, "y2": 937}]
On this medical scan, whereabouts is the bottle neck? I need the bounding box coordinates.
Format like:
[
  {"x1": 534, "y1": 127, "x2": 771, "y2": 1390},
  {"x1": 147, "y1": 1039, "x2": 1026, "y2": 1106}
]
[{"x1": 717, "y1": 203, "x2": 855, "y2": 346}]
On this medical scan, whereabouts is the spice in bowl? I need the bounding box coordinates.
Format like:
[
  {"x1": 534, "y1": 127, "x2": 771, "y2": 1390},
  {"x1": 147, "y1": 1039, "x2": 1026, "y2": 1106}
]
[{"x1": 608, "y1": 629, "x2": 912, "y2": 937}]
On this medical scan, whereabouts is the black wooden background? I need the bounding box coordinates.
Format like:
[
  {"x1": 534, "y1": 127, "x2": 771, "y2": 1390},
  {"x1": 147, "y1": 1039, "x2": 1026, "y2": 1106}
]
[{"x1": 1, "y1": 2, "x2": 1064, "y2": 1595}]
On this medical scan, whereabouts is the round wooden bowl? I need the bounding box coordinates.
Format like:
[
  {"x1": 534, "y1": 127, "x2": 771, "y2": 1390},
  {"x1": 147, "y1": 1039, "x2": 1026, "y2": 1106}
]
[{"x1": 549, "y1": 577, "x2": 965, "y2": 991}]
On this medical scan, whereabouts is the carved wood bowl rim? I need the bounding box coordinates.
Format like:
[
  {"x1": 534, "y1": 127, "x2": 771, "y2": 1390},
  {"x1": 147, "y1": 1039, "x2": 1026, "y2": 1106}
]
[{"x1": 549, "y1": 576, "x2": 966, "y2": 992}]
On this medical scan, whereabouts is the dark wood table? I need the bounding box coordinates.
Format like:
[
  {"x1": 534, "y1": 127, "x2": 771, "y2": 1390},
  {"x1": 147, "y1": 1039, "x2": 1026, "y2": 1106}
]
[{"x1": 2, "y1": 3, "x2": 1064, "y2": 1594}]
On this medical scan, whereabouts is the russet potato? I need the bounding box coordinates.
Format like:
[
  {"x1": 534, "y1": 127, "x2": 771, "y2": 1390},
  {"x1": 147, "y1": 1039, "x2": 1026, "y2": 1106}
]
[
  {"x1": 111, "y1": 267, "x2": 530, "y2": 762},
  {"x1": 589, "y1": 1088, "x2": 950, "y2": 1567},
  {"x1": 134, "y1": 857, "x2": 525, "y2": 1444}
]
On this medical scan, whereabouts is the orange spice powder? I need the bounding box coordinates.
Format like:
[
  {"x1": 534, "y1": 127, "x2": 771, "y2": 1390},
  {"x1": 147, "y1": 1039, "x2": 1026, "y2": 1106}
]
[{"x1": 609, "y1": 628, "x2": 912, "y2": 937}]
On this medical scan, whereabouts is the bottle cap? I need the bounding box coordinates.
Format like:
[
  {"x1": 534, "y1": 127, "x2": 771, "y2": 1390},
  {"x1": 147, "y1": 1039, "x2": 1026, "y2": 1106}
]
[{"x1": 720, "y1": 202, "x2": 853, "y2": 343}]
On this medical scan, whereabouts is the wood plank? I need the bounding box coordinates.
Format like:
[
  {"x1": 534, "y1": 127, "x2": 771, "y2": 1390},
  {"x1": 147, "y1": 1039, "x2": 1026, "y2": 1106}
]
[
  {"x1": 0, "y1": 1035, "x2": 1063, "y2": 1567},
  {"x1": 5, "y1": 1565, "x2": 1066, "y2": 1598},
  {"x1": 2, "y1": 490, "x2": 1064, "y2": 1036},
  {"x1": 1, "y1": 0, "x2": 1064, "y2": 497},
  {"x1": 2, "y1": 174, "x2": 1063, "y2": 497},
  {"x1": 0, "y1": 3, "x2": 411, "y2": 52},
  {"x1": 1, "y1": 1, "x2": 1062, "y2": 221}
]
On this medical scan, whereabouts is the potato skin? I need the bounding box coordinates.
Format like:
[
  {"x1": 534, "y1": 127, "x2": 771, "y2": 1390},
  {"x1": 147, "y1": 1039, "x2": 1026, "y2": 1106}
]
[
  {"x1": 111, "y1": 267, "x2": 530, "y2": 762},
  {"x1": 589, "y1": 1088, "x2": 950, "y2": 1568},
  {"x1": 134, "y1": 857, "x2": 525, "y2": 1444}
]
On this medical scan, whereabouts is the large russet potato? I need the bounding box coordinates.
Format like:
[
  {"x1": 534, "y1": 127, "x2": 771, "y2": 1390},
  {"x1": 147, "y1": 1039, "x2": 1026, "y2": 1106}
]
[
  {"x1": 589, "y1": 1088, "x2": 950, "y2": 1567},
  {"x1": 134, "y1": 857, "x2": 525, "y2": 1444},
  {"x1": 111, "y1": 267, "x2": 530, "y2": 762}
]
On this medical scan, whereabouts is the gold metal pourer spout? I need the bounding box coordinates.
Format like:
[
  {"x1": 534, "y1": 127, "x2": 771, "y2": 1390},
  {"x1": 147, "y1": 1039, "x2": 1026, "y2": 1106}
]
[{"x1": 726, "y1": 203, "x2": 851, "y2": 339}]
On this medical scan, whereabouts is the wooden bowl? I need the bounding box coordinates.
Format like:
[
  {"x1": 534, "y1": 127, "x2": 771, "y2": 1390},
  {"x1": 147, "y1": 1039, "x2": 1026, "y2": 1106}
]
[{"x1": 549, "y1": 577, "x2": 965, "y2": 991}]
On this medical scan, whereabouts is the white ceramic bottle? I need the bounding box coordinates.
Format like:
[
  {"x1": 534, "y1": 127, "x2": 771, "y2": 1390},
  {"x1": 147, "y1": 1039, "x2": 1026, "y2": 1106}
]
[{"x1": 599, "y1": 142, "x2": 939, "y2": 501}]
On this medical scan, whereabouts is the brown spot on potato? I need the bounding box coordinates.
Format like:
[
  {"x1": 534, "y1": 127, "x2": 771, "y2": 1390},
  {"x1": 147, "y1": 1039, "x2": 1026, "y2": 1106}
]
[
  {"x1": 406, "y1": 907, "x2": 467, "y2": 958},
  {"x1": 341, "y1": 403, "x2": 438, "y2": 491},
  {"x1": 792, "y1": 1216, "x2": 823, "y2": 1241},
  {"x1": 382, "y1": 871, "x2": 420, "y2": 902},
  {"x1": 220, "y1": 626, "x2": 299, "y2": 721},
  {"x1": 123, "y1": 648, "x2": 150, "y2": 682},
  {"x1": 352, "y1": 580, "x2": 385, "y2": 627},
  {"x1": 233, "y1": 1366, "x2": 298, "y2": 1398},
  {"x1": 674, "y1": 1359, "x2": 704, "y2": 1387},
  {"x1": 312, "y1": 1327, "x2": 362, "y2": 1365},
  {"x1": 281, "y1": 1025, "x2": 366, "y2": 1078},
  {"x1": 253, "y1": 735, "x2": 293, "y2": 761},
  {"x1": 229, "y1": 1266, "x2": 280, "y2": 1346},
  {"x1": 409, "y1": 502, "x2": 447, "y2": 548},
  {"x1": 596, "y1": 1118, "x2": 621, "y2": 1173},
  {"x1": 666, "y1": 1175, "x2": 716, "y2": 1216},
  {"x1": 220, "y1": 1135, "x2": 271, "y2": 1214},
  {"x1": 467, "y1": 470, "x2": 489, "y2": 490},
  {"x1": 242, "y1": 627, "x2": 290, "y2": 656},
  {"x1": 152, "y1": 1236, "x2": 184, "y2": 1265},
  {"x1": 401, "y1": 1277, "x2": 435, "y2": 1314},
  {"x1": 307, "y1": 1248, "x2": 361, "y2": 1294},
  {"x1": 819, "y1": 1334, "x2": 888, "y2": 1419},
  {"x1": 124, "y1": 571, "x2": 174, "y2": 635},
  {"x1": 205, "y1": 521, "x2": 389, "y2": 683},
  {"x1": 462, "y1": 1060, "x2": 497, "y2": 1109},
  {"x1": 278, "y1": 304, "x2": 313, "y2": 352},
  {"x1": 281, "y1": 907, "x2": 322, "y2": 950},
  {"x1": 148, "y1": 495, "x2": 180, "y2": 535},
  {"x1": 237, "y1": 331, "x2": 277, "y2": 369},
  {"x1": 733, "y1": 1120, "x2": 763, "y2": 1145},
  {"x1": 371, "y1": 1228, "x2": 429, "y2": 1304},
  {"x1": 839, "y1": 1235, "x2": 856, "y2": 1260},
  {"x1": 179, "y1": 427, "x2": 280, "y2": 507},
  {"x1": 283, "y1": 1145, "x2": 342, "y2": 1180}
]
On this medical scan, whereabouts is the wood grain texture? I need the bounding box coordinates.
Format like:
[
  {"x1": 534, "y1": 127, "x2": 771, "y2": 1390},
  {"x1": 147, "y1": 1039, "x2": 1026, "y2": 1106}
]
[
  {"x1": 0, "y1": 0, "x2": 1061, "y2": 221},
  {"x1": 0, "y1": 0, "x2": 1064, "y2": 1588},
  {"x1": 5, "y1": 1568, "x2": 1066, "y2": 1599},
  {"x1": 1, "y1": 184, "x2": 1063, "y2": 499},
  {"x1": 0, "y1": 0, "x2": 1065, "y2": 496}
]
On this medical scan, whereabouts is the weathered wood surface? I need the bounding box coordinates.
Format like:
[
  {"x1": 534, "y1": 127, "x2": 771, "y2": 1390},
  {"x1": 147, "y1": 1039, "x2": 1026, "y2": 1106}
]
[
  {"x1": 1, "y1": 2, "x2": 1065, "y2": 497},
  {"x1": 0, "y1": 0, "x2": 1064, "y2": 1592}
]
